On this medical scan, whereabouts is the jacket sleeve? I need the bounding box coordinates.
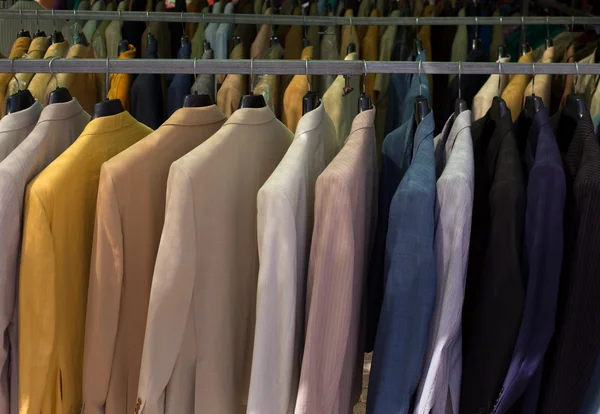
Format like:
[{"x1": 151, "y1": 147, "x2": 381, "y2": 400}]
[
  {"x1": 137, "y1": 164, "x2": 197, "y2": 414},
  {"x1": 18, "y1": 186, "x2": 56, "y2": 414},
  {"x1": 82, "y1": 166, "x2": 124, "y2": 414},
  {"x1": 247, "y1": 187, "x2": 298, "y2": 414}
]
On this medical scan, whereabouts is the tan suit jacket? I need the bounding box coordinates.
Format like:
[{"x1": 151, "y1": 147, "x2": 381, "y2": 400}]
[
  {"x1": 254, "y1": 44, "x2": 284, "y2": 119},
  {"x1": 361, "y1": 9, "x2": 379, "y2": 99},
  {"x1": 217, "y1": 43, "x2": 247, "y2": 117},
  {"x1": 27, "y1": 40, "x2": 70, "y2": 104},
  {"x1": 472, "y1": 56, "x2": 511, "y2": 121},
  {"x1": 295, "y1": 108, "x2": 378, "y2": 414},
  {"x1": 501, "y1": 51, "x2": 533, "y2": 121},
  {"x1": 43, "y1": 44, "x2": 102, "y2": 115},
  {"x1": 83, "y1": 106, "x2": 225, "y2": 414},
  {"x1": 136, "y1": 106, "x2": 292, "y2": 414},
  {"x1": 282, "y1": 46, "x2": 314, "y2": 133},
  {"x1": 339, "y1": 9, "x2": 359, "y2": 59},
  {"x1": 283, "y1": 7, "x2": 304, "y2": 90},
  {"x1": 323, "y1": 52, "x2": 360, "y2": 150},
  {"x1": 524, "y1": 46, "x2": 554, "y2": 107}
]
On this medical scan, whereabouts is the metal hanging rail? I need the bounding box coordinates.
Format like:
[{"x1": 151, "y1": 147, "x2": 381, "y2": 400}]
[
  {"x1": 0, "y1": 59, "x2": 599, "y2": 75},
  {"x1": 0, "y1": 9, "x2": 599, "y2": 26}
]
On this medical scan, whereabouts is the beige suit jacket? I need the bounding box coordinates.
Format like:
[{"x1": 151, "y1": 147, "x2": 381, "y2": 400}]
[
  {"x1": 83, "y1": 106, "x2": 225, "y2": 414},
  {"x1": 323, "y1": 52, "x2": 360, "y2": 150},
  {"x1": 472, "y1": 56, "x2": 511, "y2": 121},
  {"x1": 501, "y1": 51, "x2": 533, "y2": 122},
  {"x1": 295, "y1": 108, "x2": 378, "y2": 414},
  {"x1": 524, "y1": 46, "x2": 554, "y2": 107},
  {"x1": 136, "y1": 106, "x2": 293, "y2": 414}
]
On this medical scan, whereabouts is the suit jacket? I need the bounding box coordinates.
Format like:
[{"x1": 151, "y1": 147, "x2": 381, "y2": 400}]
[
  {"x1": 524, "y1": 46, "x2": 554, "y2": 107},
  {"x1": 295, "y1": 108, "x2": 378, "y2": 414},
  {"x1": 141, "y1": 1, "x2": 171, "y2": 59},
  {"x1": 43, "y1": 44, "x2": 102, "y2": 116},
  {"x1": 166, "y1": 43, "x2": 193, "y2": 117},
  {"x1": 90, "y1": 2, "x2": 113, "y2": 59},
  {"x1": 282, "y1": 7, "x2": 304, "y2": 91},
  {"x1": 214, "y1": 2, "x2": 235, "y2": 60},
  {"x1": 0, "y1": 99, "x2": 88, "y2": 414},
  {"x1": 322, "y1": 52, "x2": 360, "y2": 151},
  {"x1": 204, "y1": 1, "x2": 222, "y2": 55},
  {"x1": 248, "y1": 103, "x2": 337, "y2": 414},
  {"x1": 82, "y1": 0, "x2": 105, "y2": 43},
  {"x1": 254, "y1": 44, "x2": 284, "y2": 119},
  {"x1": 5, "y1": 36, "x2": 50, "y2": 102},
  {"x1": 449, "y1": 7, "x2": 468, "y2": 84},
  {"x1": 83, "y1": 106, "x2": 225, "y2": 414},
  {"x1": 339, "y1": 9, "x2": 360, "y2": 59},
  {"x1": 501, "y1": 52, "x2": 533, "y2": 122},
  {"x1": 460, "y1": 100, "x2": 526, "y2": 414},
  {"x1": 318, "y1": 21, "x2": 338, "y2": 97},
  {"x1": 217, "y1": 43, "x2": 247, "y2": 117},
  {"x1": 105, "y1": 0, "x2": 127, "y2": 59},
  {"x1": 0, "y1": 37, "x2": 31, "y2": 119},
  {"x1": 130, "y1": 42, "x2": 165, "y2": 129},
  {"x1": 356, "y1": 0, "x2": 370, "y2": 40},
  {"x1": 538, "y1": 107, "x2": 600, "y2": 414},
  {"x1": 414, "y1": 110, "x2": 474, "y2": 414},
  {"x1": 0, "y1": 0, "x2": 56, "y2": 57},
  {"x1": 190, "y1": 48, "x2": 215, "y2": 101},
  {"x1": 191, "y1": 6, "x2": 209, "y2": 59},
  {"x1": 368, "y1": 111, "x2": 436, "y2": 414},
  {"x1": 493, "y1": 107, "x2": 566, "y2": 413},
  {"x1": 574, "y1": 50, "x2": 597, "y2": 109},
  {"x1": 107, "y1": 44, "x2": 136, "y2": 111},
  {"x1": 19, "y1": 111, "x2": 151, "y2": 414},
  {"x1": 360, "y1": 9, "x2": 379, "y2": 99},
  {"x1": 27, "y1": 41, "x2": 70, "y2": 104},
  {"x1": 472, "y1": 56, "x2": 511, "y2": 121},
  {"x1": 0, "y1": 101, "x2": 42, "y2": 163},
  {"x1": 136, "y1": 106, "x2": 292, "y2": 414},
  {"x1": 282, "y1": 46, "x2": 314, "y2": 133}
]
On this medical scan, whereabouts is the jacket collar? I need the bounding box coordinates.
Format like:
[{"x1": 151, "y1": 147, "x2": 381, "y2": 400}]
[
  {"x1": 38, "y1": 98, "x2": 86, "y2": 123},
  {"x1": 349, "y1": 107, "x2": 376, "y2": 136},
  {"x1": 225, "y1": 105, "x2": 276, "y2": 126},
  {"x1": 81, "y1": 110, "x2": 138, "y2": 136},
  {"x1": 0, "y1": 100, "x2": 43, "y2": 132},
  {"x1": 163, "y1": 105, "x2": 227, "y2": 127}
]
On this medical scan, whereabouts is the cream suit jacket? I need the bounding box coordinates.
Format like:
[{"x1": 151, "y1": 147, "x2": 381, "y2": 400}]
[
  {"x1": 247, "y1": 103, "x2": 337, "y2": 414},
  {"x1": 472, "y1": 56, "x2": 511, "y2": 121},
  {"x1": 0, "y1": 99, "x2": 88, "y2": 414},
  {"x1": 295, "y1": 108, "x2": 378, "y2": 414},
  {"x1": 524, "y1": 46, "x2": 554, "y2": 107},
  {"x1": 137, "y1": 106, "x2": 293, "y2": 414},
  {"x1": 82, "y1": 106, "x2": 226, "y2": 414}
]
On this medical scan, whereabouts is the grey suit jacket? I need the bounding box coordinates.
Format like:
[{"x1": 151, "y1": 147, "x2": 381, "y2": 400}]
[{"x1": 137, "y1": 106, "x2": 292, "y2": 414}]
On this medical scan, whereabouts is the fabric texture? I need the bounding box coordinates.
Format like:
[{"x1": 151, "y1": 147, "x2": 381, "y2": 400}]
[
  {"x1": 216, "y1": 43, "x2": 247, "y2": 117},
  {"x1": 295, "y1": 108, "x2": 377, "y2": 414},
  {"x1": 472, "y1": 56, "x2": 511, "y2": 121},
  {"x1": 501, "y1": 51, "x2": 534, "y2": 122},
  {"x1": 190, "y1": 48, "x2": 216, "y2": 102},
  {"x1": 282, "y1": 46, "x2": 314, "y2": 133},
  {"x1": 248, "y1": 103, "x2": 337, "y2": 414},
  {"x1": 5, "y1": 36, "x2": 51, "y2": 102},
  {"x1": 130, "y1": 40, "x2": 165, "y2": 130},
  {"x1": 0, "y1": 99, "x2": 88, "y2": 414},
  {"x1": 136, "y1": 106, "x2": 292, "y2": 414},
  {"x1": 538, "y1": 107, "x2": 600, "y2": 414},
  {"x1": 107, "y1": 44, "x2": 136, "y2": 111},
  {"x1": 0, "y1": 101, "x2": 42, "y2": 163},
  {"x1": 494, "y1": 106, "x2": 566, "y2": 413},
  {"x1": 414, "y1": 110, "x2": 475, "y2": 414},
  {"x1": 322, "y1": 52, "x2": 360, "y2": 151},
  {"x1": 368, "y1": 111, "x2": 436, "y2": 414},
  {"x1": 27, "y1": 40, "x2": 70, "y2": 104},
  {"x1": 19, "y1": 111, "x2": 151, "y2": 414},
  {"x1": 460, "y1": 100, "x2": 526, "y2": 414},
  {"x1": 43, "y1": 44, "x2": 102, "y2": 116},
  {"x1": 254, "y1": 44, "x2": 284, "y2": 118},
  {"x1": 166, "y1": 42, "x2": 193, "y2": 117},
  {"x1": 82, "y1": 106, "x2": 225, "y2": 414},
  {"x1": 524, "y1": 46, "x2": 555, "y2": 107}
]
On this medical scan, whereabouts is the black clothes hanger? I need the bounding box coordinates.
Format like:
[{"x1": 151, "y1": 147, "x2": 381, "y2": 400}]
[
  {"x1": 240, "y1": 58, "x2": 267, "y2": 108},
  {"x1": 47, "y1": 57, "x2": 73, "y2": 104},
  {"x1": 204, "y1": 40, "x2": 212, "y2": 53},
  {"x1": 523, "y1": 62, "x2": 543, "y2": 120},
  {"x1": 491, "y1": 60, "x2": 509, "y2": 118},
  {"x1": 358, "y1": 60, "x2": 372, "y2": 113},
  {"x1": 455, "y1": 62, "x2": 468, "y2": 116},
  {"x1": 302, "y1": 58, "x2": 320, "y2": 115},
  {"x1": 147, "y1": 32, "x2": 157, "y2": 49},
  {"x1": 563, "y1": 61, "x2": 587, "y2": 120},
  {"x1": 5, "y1": 59, "x2": 34, "y2": 116},
  {"x1": 33, "y1": 11, "x2": 46, "y2": 38},
  {"x1": 520, "y1": 16, "x2": 531, "y2": 56},
  {"x1": 184, "y1": 58, "x2": 214, "y2": 107},
  {"x1": 497, "y1": 44, "x2": 509, "y2": 60},
  {"x1": 414, "y1": 60, "x2": 430, "y2": 126},
  {"x1": 233, "y1": 35, "x2": 242, "y2": 47},
  {"x1": 545, "y1": 16, "x2": 553, "y2": 49},
  {"x1": 347, "y1": 42, "x2": 357, "y2": 55},
  {"x1": 52, "y1": 31, "x2": 65, "y2": 44},
  {"x1": 118, "y1": 39, "x2": 129, "y2": 55},
  {"x1": 556, "y1": 63, "x2": 587, "y2": 153},
  {"x1": 17, "y1": 29, "x2": 31, "y2": 39},
  {"x1": 92, "y1": 58, "x2": 126, "y2": 119},
  {"x1": 414, "y1": 17, "x2": 424, "y2": 56}
]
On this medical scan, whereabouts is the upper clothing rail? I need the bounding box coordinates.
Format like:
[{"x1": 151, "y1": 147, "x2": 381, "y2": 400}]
[
  {"x1": 0, "y1": 9, "x2": 599, "y2": 26},
  {"x1": 0, "y1": 59, "x2": 599, "y2": 75}
]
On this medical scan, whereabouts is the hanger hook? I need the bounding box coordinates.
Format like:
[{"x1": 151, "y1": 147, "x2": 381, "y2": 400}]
[
  {"x1": 418, "y1": 60, "x2": 423, "y2": 97},
  {"x1": 250, "y1": 58, "x2": 255, "y2": 94},
  {"x1": 11, "y1": 58, "x2": 20, "y2": 92},
  {"x1": 499, "y1": 15, "x2": 502, "y2": 26},
  {"x1": 36, "y1": 9, "x2": 40, "y2": 28},
  {"x1": 52, "y1": 9, "x2": 57, "y2": 31},
  {"x1": 363, "y1": 60, "x2": 367, "y2": 94},
  {"x1": 458, "y1": 61, "x2": 462, "y2": 101},
  {"x1": 497, "y1": 60, "x2": 502, "y2": 97},
  {"x1": 49, "y1": 56, "x2": 60, "y2": 90},
  {"x1": 20, "y1": 9, "x2": 23, "y2": 29},
  {"x1": 105, "y1": 57, "x2": 110, "y2": 100},
  {"x1": 193, "y1": 57, "x2": 198, "y2": 94},
  {"x1": 531, "y1": 61, "x2": 536, "y2": 96},
  {"x1": 305, "y1": 58, "x2": 312, "y2": 92},
  {"x1": 146, "y1": 10, "x2": 150, "y2": 22},
  {"x1": 575, "y1": 61, "x2": 580, "y2": 94},
  {"x1": 546, "y1": 15, "x2": 550, "y2": 38},
  {"x1": 475, "y1": 16, "x2": 478, "y2": 37}
]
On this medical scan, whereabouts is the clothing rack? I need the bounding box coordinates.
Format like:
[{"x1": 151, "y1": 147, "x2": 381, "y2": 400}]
[
  {"x1": 0, "y1": 59, "x2": 599, "y2": 75},
  {"x1": 0, "y1": 9, "x2": 599, "y2": 26}
]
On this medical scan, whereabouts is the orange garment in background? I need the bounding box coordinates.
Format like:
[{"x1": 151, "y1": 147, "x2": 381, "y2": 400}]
[
  {"x1": 361, "y1": 9, "x2": 379, "y2": 98},
  {"x1": 108, "y1": 44, "x2": 137, "y2": 111},
  {"x1": 282, "y1": 46, "x2": 314, "y2": 133},
  {"x1": 501, "y1": 51, "x2": 534, "y2": 122},
  {"x1": 0, "y1": 37, "x2": 31, "y2": 119}
]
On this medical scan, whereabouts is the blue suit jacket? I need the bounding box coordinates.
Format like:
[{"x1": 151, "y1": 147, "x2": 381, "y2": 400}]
[
  {"x1": 368, "y1": 110, "x2": 436, "y2": 414},
  {"x1": 167, "y1": 42, "x2": 194, "y2": 117}
]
